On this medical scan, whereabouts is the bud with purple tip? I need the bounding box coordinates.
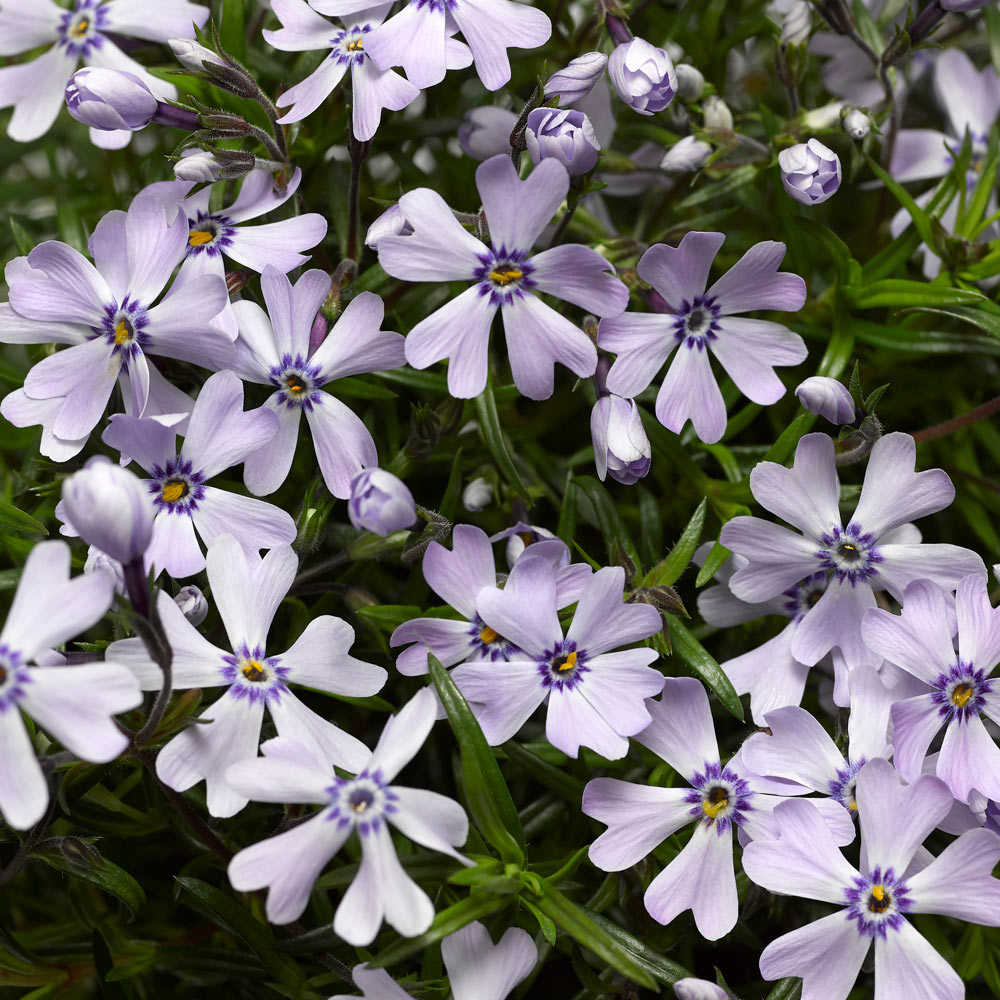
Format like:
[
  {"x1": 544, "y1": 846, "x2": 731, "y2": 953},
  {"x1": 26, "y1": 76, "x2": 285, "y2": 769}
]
[
  {"x1": 544, "y1": 52, "x2": 608, "y2": 106},
  {"x1": 778, "y1": 138, "x2": 841, "y2": 205},
  {"x1": 608, "y1": 38, "x2": 677, "y2": 116},
  {"x1": 524, "y1": 108, "x2": 601, "y2": 176},
  {"x1": 795, "y1": 376, "x2": 857, "y2": 424},
  {"x1": 347, "y1": 469, "x2": 417, "y2": 536},
  {"x1": 590, "y1": 394, "x2": 652, "y2": 485},
  {"x1": 61, "y1": 457, "x2": 154, "y2": 566},
  {"x1": 175, "y1": 586, "x2": 208, "y2": 626},
  {"x1": 842, "y1": 108, "x2": 870, "y2": 140}
]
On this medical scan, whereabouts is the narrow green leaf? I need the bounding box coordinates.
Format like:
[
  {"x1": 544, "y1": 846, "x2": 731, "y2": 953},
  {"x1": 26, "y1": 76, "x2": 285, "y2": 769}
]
[
  {"x1": 521, "y1": 898, "x2": 557, "y2": 945},
  {"x1": 502, "y1": 740, "x2": 585, "y2": 803},
  {"x1": 789, "y1": 216, "x2": 854, "y2": 284},
  {"x1": 572, "y1": 475, "x2": 641, "y2": 571},
  {"x1": 8, "y1": 217, "x2": 33, "y2": 256},
  {"x1": 584, "y1": 909, "x2": 692, "y2": 985},
  {"x1": 674, "y1": 164, "x2": 758, "y2": 210},
  {"x1": 218, "y1": 0, "x2": 248, "y2": 63},
  {"x1": 355, "y1": 604, "x2": 423, "y2": 629},
  {"x1": 846, "y1": 279, "x2": 985, "y2": 310},
  {"x1": 664, "y1": 614, "x2": 744, "y2": 721},
  {"x1": 0, "y1": 502, "x2": 47, "y2": 536},
  {"x1": 641, "y1": 498, "x2": 707, "y2": 588},
  {"x1": 438, "y1": 446, "x2": 464, "y2": 522},
  {"x1": 765, "y1": 977, "x2": 803, "y2": 1000},
  {"x1": 475, "y1": 384, "x2": 529, "y2": 497},
  {"x1": 174, "y1": 877, "x2": 303, "y2": 991},
  {"x1": 34, "y1": 843, "x2": 145, "y2": 919},
  {"x1": 556, "y1": 471, "x2": 577, "y2": 546},
  {"x1": 865, "y1": 156, "x2": 938, "y2": 249},
  {"x1": 897, "y1": 304, "x2": 1000, "y2": 340},
  {"x1": 368, "y1": 894, "x2": 507, "y2": 969},
  {"x1": 694, "y1": 539, "x2": 730, "y2": 588},
  {"x1": 429, "y1": 654, "x2": 527, "y2": 866},
  {"x1": 764, "y1": 412, "x2": 815, "y2": 465},
  {"x1": 530, "y1": 880, "x2": 658, "y2": 991}
]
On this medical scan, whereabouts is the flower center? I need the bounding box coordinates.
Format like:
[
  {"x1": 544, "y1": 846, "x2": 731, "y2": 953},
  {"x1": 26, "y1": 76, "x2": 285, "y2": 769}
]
[
  {"x1": 702, "y1": 785, "x2": 729, "y2": 818},
  {"x1": 952, "y1": 683, "x2": 973, "y2": 708},
  {"x1": 817, "y1": 524, "x2": 882, "y2": 585},
  {"x1": 479, "y1": 626, "x2": 499, "y2": 644},
  {"x1": 538, "y1": 640, "x2": 588, "y2": 690},
  {"x1": 114, "y1": 319, "x2": 133, "y2": 345},
  {"x1": 349, "y1": 788, "x2": 374, "y2": 812},
  {"x1": 160, "y1": 479, "x2": 189, "y2": 504},
  {"x1": 846, "y1": 866, "x2": 911, "y2": 937},
  {"x1": 490, "y1": 267, "x2": 523, "y2": 286},
  {"x1": 868, "y1": 885, "x2": 890, "y2": 913},
  {"x1": 673, "y1": 294, "x2": 721, "y2": 349},
  {"x1": 347, "y1": 37, "x2": 364, "y2": 52},
  {"x1": 71, "y1": 16, "x2": 90, "y2": 37},
  {"x1": 933, "y1": 661, "x2": 992, "y2": 722},
  {"x1": 241, "y1": 660, "x2": 267, "y2": 682},
  {"x1": 188, "y1": 229, "x2": 215, "y2": 247},
  {"x1": 475, "y1": 250, "x2": 535, "y2": 304},
  {"x1": 686, "y1": 762, "x2": 753, "y2": 833},
  {"x1": 0, "y1": 665, "x2": 6, "y2": 685},
  {"x1": 553, "y1": 650, "x2": 578, "y2": 672}
]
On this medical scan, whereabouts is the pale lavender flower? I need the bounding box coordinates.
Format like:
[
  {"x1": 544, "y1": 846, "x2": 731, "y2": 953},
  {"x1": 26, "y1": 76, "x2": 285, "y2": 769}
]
[
  {"x1": 0, "y1": 0, "x2": 207, "y2": 145},
  {"x1": 461, "y1": 476, "x2": 493, "y2": 511},
  {"x1": 348, "y1": 469, "x2": 417, "y2": 535},
  {"x1": 795, "y1": 375, "x2": 857, "y2": 423},
  {"x1": 225, "y1": 688, "x2": 467, "y2": 941},
  {"x1": 97, "y1": 370, "x2": 296, "y2": 579},
  {"x1": 264, "y1": 0, "x2": 420, "y2": 140},
  {"x1": 451, "y1": 557, "x2": 663, "y2": 758},
  {"x1": 109, "y1": 534, "x2": 386, "y2": 817},
  {"x1": 674, "y1": 981, "x2": 728, "y2": 1000},
  {"x1": 778, "y1": 138, "x2": 842, "y2": 205},
  {"x1": 378, "y1": 155, "x2": 629, "y2": 399},
  {"x1": 843, "y1": 108, "x2": 871, "y2": 140},
  {"x1": 743, "y1": 759, "x2": 1000, "y2": 1000},
  {"x1": 0, "y1": 541, "x2": 142, "y2": 829},
  {"x1": 608, "y1": 38, "x2": 677, "y2": 115},
  {"x1": 0, "y1": 194, "x2": 232, "y2": 459},
  {"x1": 357, "y1": 0, "x2": 550, "y2": 92},
  {"x1": 524, "y1": 108, "x2": 601, "y2": 176},
  {"x1": 141, "y1": 170, "x2": 327, "y2": 338},
  {"x1": 544, "y1": 52, "x2": 608, "y2": 106},
  {"x1": 232, "y1": 267, "x2": 405, "y2": 498},
  {"x1": 390, "y1": 524, "x2": 590, "y2": 676},
  {"x1": 583, "y1": 677, "x2": 854, "y2": 940},
  {"x1": 457, "y1": 105, "x2": 518, "y2": 160},
  {"x1": 60, "y1": 456, "x2": 154, "y2": 566},
  {"x1": 660, "y1": 135, "x2": 712, "y2": 172},
  {"x1": 721, "y1": 432, "x2": 985, "y2": 673},
  {"x1": 365, "y1": 203, "x2": 412, "y2": 248},
  {"x1": 352, "y1": 920, "x2": 536, "y2": 1000},
  {"x1": 65, "y1": 67, "x2": 157, "y2": 130},
  {"x1": 598, "y1": 231, "x2": 807, "y2": 444},
  {"x1": 173, "y1": 148, "x2": 222, "y2": 182},
  {"x1": 590, "y1": 393, "x2": 651, "y2": 485},
  {"x1": 862, "y1": 574, "x2": 1000, "y2": 804}
]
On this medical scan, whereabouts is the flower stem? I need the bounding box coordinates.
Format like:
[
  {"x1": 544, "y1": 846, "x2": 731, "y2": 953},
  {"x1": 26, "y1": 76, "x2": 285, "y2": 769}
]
[
  {"x1": 346, "y1": 123, "x2": 371, "y2": 264},
  {"x1": 910, "y1": 394, "x2": 1000, "y2": 444}
]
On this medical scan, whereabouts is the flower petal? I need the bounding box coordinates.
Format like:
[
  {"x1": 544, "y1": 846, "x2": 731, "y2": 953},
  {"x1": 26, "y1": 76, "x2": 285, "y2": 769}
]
[
  {"x1": 442, "y1": 922, "x2": 537, "y2": 1000},
  {"x1": 873, "y1": 921, "x2": 963, "y2": 1000},
  {"x1": 192, "y1": 488, "x2": 297, "y2": 565},
  {"x1": 310, "y1": 290, "x2": 405, "y2": 380},
  {"x1": 280, "y1": 615, "x2": 387, "y2": 696},
  {"x1": 268, "y1": 689, "x2": 371, "y2": 773},
  {"x1": 449, "y1": 659, "x2": 547, "y2": 744},
  {"x1": 710, "y1": 317, "x2": 806, "y2": 405},
  {"x1": 0, "y1": 709, "x2": 48, "y2": 830},
  {"x1": 654, "y1": 337, "x2": 726, "y2": 443},
  {"x1": 304, "y1": 391, "x2": 379, "y2": 499},
  {"x1": 476, "y1": 555, "x2": 561, "y2": 658},
  {"x1": 452, "y1": 0, "x2": 551, "y2": 91},
  {"x1": 528, "y1": 244, "x2": 629, "y2": 317},
  {"x1": 636, "y1": 677, "x2": 719, "y2": 783},
  {"x1": 637, "y1": 232, "x2": 724, "y2": 308},
  {"x1": 365, "y1": 687, "x2": 437, "y2": 784},
  {"x1": 706, "y1": 241, "x2": 806, "y2": 315},
  {"x1": 387, "y1": 785, "x2": 468, "y2": 863}
]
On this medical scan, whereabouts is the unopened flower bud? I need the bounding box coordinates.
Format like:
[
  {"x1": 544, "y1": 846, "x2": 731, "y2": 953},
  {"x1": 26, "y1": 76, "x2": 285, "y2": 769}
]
[
  {"x1": 778, "y1": 138, "x2": 841, "y2": 205},
  {"x1": 458, "y1": 106, "x2": 518, "y2": 161},
  {"x1": 590, "y1": 395, "x2": 651, "y2": 485},
  {"x1": 524, "y1": 107, "x2": 601, "y2": 176},
  {"x1": 365, "y1": 203, "x2": 411, "y2": 249},
  {"x1": 169, "y1": 37, "x2": 223, "y2": 72},
  {"x1": 660, "y1": 135, "x2": 711, "y2": 172},
  {"x1": 348, "y1": 469, "x2": 417, "y2": 536},
  {"x1": 175, "y1": 585, "x2": 208, "y2": 626},
  {"x1": 608, "y1": 38, "x2": 677, "y2": 116},
  {"x1": 462, "y1": 477, "x2": 493, "y2": 512},
  {"x1": 61, "y1": 457, "x2": 154, "y2": 565},
  {"x1": 795, "y1": 376, "x2": 857, "y2": 424},
  {"x1": 674, "y1": 63, "x2": 705, "y2": 102},
  {"x1": 674, "y1": 978, "x2": 730, "y2": 1000},
  {"x1": 842, "y1": 108, "x2": 871, "y2": 140},
  {"x1": 802, "y1": 101, "x2": 844, "y2": 130},
  {"x1": 174, "y1": 148, "x2": 222, "y2": 182},
  {"x1": 544, "y1": 52, "x2": 608, "y2": 106},
  {"x1": 702, "y1": 94, "x2": 733, "y2": 131},
  {"x1": 781, "y1": 1, "x2": 813, "y2": 46},
  {"x1": 65, "y1": 68, "x2": 157, "y2": 132}
]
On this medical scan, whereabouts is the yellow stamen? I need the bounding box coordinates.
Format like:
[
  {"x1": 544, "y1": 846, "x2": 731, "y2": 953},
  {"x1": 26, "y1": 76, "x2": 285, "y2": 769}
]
[
  {"x1": 479, "y1": 626, "x2": 499, "y2": 644},
  {"x1": 490, "y1": 268, "x2": 523, "y2": 286},
  {"x1": 847, "y1": 797, "x2": 858, "y2": 813},
  {"x1": 242, "y1": 660, "x2": 267, "y2": 682},
  {"x1": 286, "y1": 377, "x2": 305, "y2": 394},
  {"x1": 347, "y1": 38, "x2": 364, "y2": 51},
  {"x1": 114, "y1": 320, "x2": 132, "y2": 345},
  {"x1": 557, "y1": 650, "x2": 578, "y2": 672},
  {"x1": 702, "y1": 786, "x2": 729, "y2": 819},
  {"x1": 352, "y1": 798, "x2": 369, "y2": 812},
  {"x1": 952, "y1": 683, "x2": 973, "y2": 707},
  {"x1": 188, "y1": 230, "x2": 214, "y2": 246},
  {"x1": 871, "y1": 885, "x2": 885, "y2": 901},
  {"x1": 71, "y1": 17, "x2": 90, "y2": 37},
  {"x1": 518, "y1": 531, "x2": 534, "y2": 546},
  {"x1": 160, "y1": 480, "x2": 187, "y2": 504}
]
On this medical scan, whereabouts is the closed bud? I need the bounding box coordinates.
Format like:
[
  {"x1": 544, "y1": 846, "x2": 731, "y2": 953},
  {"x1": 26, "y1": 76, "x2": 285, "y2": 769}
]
[
  {"x1": 781, "y1": 1, "x2": 813, "y2": 46},
  {"x1": 543, "y1": 52, "x2": 608, "y2": 106},
  {"x1": 674, "y1": 978, "x2": 730, "y2": 1000},
  {"x1": 590, "y1": 394, "x2": 652, "y2": 485},
  {"x1": 457, "y1": 106, "x2": 518, "y2": 161},
  {"x1": 632, "y1": 585, "x2": 687, "y2": 618},
  {"x1": 608, "y1": 38, "x2": 677, "y2": 116},
  {"x1": 348, "y1": 469, "x2": 417, "y2": 537},
  {"x1": 61, "y1": 457, "x2": 154, "y2": 566},
  {"x1": 169, "y1": 37, "x2": 224, "y2": 73},
  {"x1": 702, "y1": 94, "x2": 733, "y2": 131},
  {"x1": 661, "y1": 135, "x2": 711, "y2": 172},
  {"x1": 65, "y1": 68, "x2": 157, "y2": 132},
  {"x1": 174, "y1": 148, "x2": 222, "y2": 181},
  {"x1": 365, "y1": 203, "x2": 412, "y2": 249},
  {"x1": 674, "y1": 63, "x2": 705, "y2": 102},
  {"x1": 174, "y1": 585, "x2": 208, "y2": 626},
  {"x1": 795, "y1": 376, "x2": 858, "y2": 424},
  {"x1": 198, "y1": 110, "x2": 251, "y2": 135},
  {"x1": 462, "y1": 477, "x2": 493, "y2": 512},
  {"x1": 524, "y1": 107, "x2": 601, "y2": 176},
  {"x1": 842, "y1": 108, "x2": 871, "y2": 140},
  {"x1": 778, "y1": 138, "x2": 841, "y2": 205}
]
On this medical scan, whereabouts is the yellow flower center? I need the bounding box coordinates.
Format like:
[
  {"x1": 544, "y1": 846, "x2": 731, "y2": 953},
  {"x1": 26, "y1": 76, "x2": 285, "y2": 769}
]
[
  {"x1": 479, "y1": 626, "x2": 499, "y2": 644},
  {"x1": 241, "y1": 660, "x2": 267, "y2": 682},
  {"x1": 490, "y1": 268, "x2": 523, "y2": 286},
  {"x1": 347, "y1": 37, "x2": 364, "y2": 51},
  {"x1": 868, "y1": 885, "x2": 890, "y2": 913},
  {"x1": 161, "y1": 480, "x2": 188, "y2": 504},
  {"x1": 554, "y1": 650, "x2": 578, "y2": 672},
  {"x1": 702, "y1": 786, "x2": 729, "y2": 819},
  {"x1": 188, "y1": 229, "x2": 214, "y2": 246},
  {"x1": 114, "y1": 319, "x2": 133, "y2": 345},
  {"x1": 285, "y1": 376, "x2": 306, "y2": 394},
  {"x1": 71, "y1": 17, "x2": 90, "y2": 37},
  {"x1": 952, "y1": 683, "x2": 973, "y2": 708}
]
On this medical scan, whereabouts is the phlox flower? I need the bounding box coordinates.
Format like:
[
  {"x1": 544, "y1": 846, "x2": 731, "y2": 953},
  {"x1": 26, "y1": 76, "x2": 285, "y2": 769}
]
[
  {"x1": 450, "y1": 556, "x2": 663, "y2": 758},
  {"x1": 344, "y1": 0, "x2": 551, "y2": 92},
  {"x1": 583, "y1": 677, "x2": 854, "y2": 941},
  {"x1": 0, "y1": 541, "x2": 142, "y2": 829},
  {"x1": 263, "y1": 0, "x2": 423, "y2": 140},
  {"x1": 720, "y1": 432, "x2": 984, "y2": 674},
  {"x1": 0, "y1": 0, "x2": 207, "y2": 145},
  {"x1": 390, "y1": 523, "x2": 591, "y2": 676},
  {"x1": 141, "y1": 169, "x2": 327, "y2": 337},
  {"x1": 862, "y1": 574, "x2": 1000, "y2": 804},
  {"x1": 376, "y1": 154, "x2": 629, "y2": 399},
  {"x1": 598, "y1": 230, "x2": 807, "y2": 444},
  {"x1": 95, "y1": 370, "x2": 295, "y2": 579},
  {"x1": 0, "y1": 194, "x2": 232, "y2": 461},
  {"x1": 225, "y1": 688, "x2": 468, "y2": 943},
  {"x1": 743, "y1": 758, "x2": 1000, "y2": 1000},
  {"x1": 108, "y1": 534, "x2": 386, "y2": 817},
  {"x1": 352, "y1": 920, "x2": 536, "y2": 999}
]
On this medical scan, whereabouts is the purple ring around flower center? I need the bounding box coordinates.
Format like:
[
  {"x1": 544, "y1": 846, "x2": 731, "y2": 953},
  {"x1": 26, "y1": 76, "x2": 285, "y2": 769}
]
[
  {"x1": 815, "y1": 522, "x2": 883, "y2": 586},
  {"x1": 0, "y1": 646, "x2": 30, "y2": 715},
  {"x1": 474, "y1": 247, "x2": 536, "y2": 307},
  {"x1": 100, "y1": 296, "x2": 150, "y2": 363},
  {"x1": 325, "y1": 769, "x2": 399, "y2": 836},
  {"x1": 931, "y1": 660, "x2": 993, "y2": 723},
  {"x1": 537, "y1": 639, "x2": 588, "y2": 691},
  {"x1": 844, "y1": 865, "x2": 911, "y2": 939},
  {"x1": 147, "y1": 457, "x2": 207, "y2": 516},
  {"x1": 186, "y1": 213, "x2": 235, "y2": 258},
  {"x1": 672, "y1": 294, "x2": 721, "y2": 351},
  {"x1": 219, "y1": 643, "x2": 291, "y2": 704},
  {"x1": 330, "y1": 24, "x2": 372, "y2": 66},
  {"x1": 59, "y1": 0, "x2": 109, "y2": 57},
  {"x1": 782, "y1": 570, "x2": 829, "y2": 621},
  {"x1": 269, "y1": 353, "x2": 326, "y2": 410},
  {"x1": 466, "y1": 614, "x2": 519, "y2": 662},
  {"x1": 827, "y1": 757, "x2": 865, "y2": 813},
  {"x1": 684, "y1": 760, "x2": 753, "y2": 835}
]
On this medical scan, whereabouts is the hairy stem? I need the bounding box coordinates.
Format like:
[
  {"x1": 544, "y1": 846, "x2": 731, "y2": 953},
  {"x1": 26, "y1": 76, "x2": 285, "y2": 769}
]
[{"x1": 911, "y1": 394, "x2": 1000, "y2": 444}]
